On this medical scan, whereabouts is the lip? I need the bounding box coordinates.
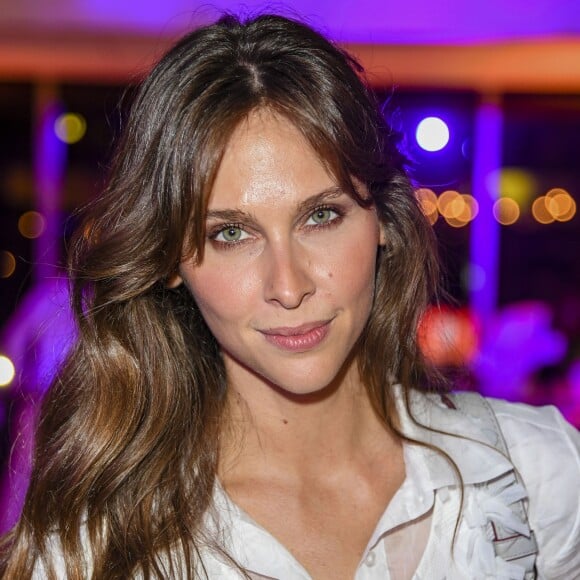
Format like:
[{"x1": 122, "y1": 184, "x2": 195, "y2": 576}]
[{"x1": 260, "y1": 320, "x2": 332, "y2": 352}]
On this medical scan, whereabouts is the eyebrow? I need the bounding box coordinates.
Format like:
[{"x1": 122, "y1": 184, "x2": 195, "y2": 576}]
[{"x1": 205, "y1": 186, "x2": 347, "y2": 224}]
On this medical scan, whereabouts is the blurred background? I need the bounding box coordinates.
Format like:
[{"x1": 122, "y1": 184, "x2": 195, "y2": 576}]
[{"x1": 1, "y1": 0, "x2": 580, "y2": 529}]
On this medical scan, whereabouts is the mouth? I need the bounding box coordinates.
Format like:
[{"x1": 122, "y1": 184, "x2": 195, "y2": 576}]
[{"x1": 260, "y1": 320, "x2": 332, "y2": 352}]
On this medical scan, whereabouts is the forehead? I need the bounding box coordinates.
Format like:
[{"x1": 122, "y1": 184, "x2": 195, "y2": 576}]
[{"x1": 206, "y1": 109, "x2": 337, "y2": 212}]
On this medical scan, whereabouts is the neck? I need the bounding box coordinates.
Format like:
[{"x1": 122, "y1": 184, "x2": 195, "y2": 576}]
[{"x1": 218, "y1": 357, "x2": 397, "y2": 484}]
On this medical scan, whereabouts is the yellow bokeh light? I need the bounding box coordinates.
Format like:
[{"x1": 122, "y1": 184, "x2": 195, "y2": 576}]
[
  {"x1": 54, "y1": 112, "x2": 87, "y2": 144},
  {"x1": 0, "y1": 251, "x2": 16, "y2": 278},
  {"x1": 531, "y1": 196, "x2": 555, "y2": 224},
  {"x1": 0, "y1": 355, "x2": 15, "y2": 387},
  {"x1": 18, "y1": 211, "x2": 46, "y2": 239},
  {"x1": 491, "y1": 167, "x2": 537, "y2": 206},
  {"x1": 493, "y1": 198, "x2": 520, "y2": 225}
]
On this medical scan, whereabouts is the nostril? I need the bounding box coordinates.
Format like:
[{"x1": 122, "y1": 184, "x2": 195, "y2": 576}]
[{"x1": 265, "y1": 266, "x2": 315, "y2": 308}]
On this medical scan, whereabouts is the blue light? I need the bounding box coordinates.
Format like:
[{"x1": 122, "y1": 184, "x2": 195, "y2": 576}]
[{"x1": 416, "y1": 117, "x2": 450, "y2": 152}]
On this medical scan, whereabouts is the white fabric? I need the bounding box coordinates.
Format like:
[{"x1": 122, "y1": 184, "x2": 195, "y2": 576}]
[
  {"x1": 202, "y1": 391, "x2": 580, "y2": 579},
  {"x1": 34, "y1": 390, "x2": 580, "y2": 579}
]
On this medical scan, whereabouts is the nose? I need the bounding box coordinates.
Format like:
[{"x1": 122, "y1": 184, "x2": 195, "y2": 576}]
[{"x1": 263, "y1": 241, "x2": 315, "y2": 309}]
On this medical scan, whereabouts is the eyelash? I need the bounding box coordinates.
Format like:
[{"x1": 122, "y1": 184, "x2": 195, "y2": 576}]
[
  {"x1": 304, "y1": 205, "x2": 344, "y2": 229},
  {"x1": 208, "y1": 204, "x2": 345, "y2": 250},
  {"x1": 207, "y1": 222, "x2": 248, "y2": 249}
]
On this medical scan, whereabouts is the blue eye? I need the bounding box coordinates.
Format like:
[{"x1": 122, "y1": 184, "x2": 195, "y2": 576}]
[{"x1": 306, "y1": 208, "x2": 339, "y2": 226}]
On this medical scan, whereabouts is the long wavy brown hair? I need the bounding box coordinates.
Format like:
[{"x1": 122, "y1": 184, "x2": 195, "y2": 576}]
[{"x1": 1, "y1": 13, "x2": 439, "y2": 579}]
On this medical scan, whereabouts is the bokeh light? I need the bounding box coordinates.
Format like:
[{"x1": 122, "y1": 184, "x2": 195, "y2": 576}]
[
  {"x1": 437, "y1": 190, "x2": 460, "y2": 217},
  {"x1": 437, "y1": 190, "x2": 478, "y2": 227},
  {"x1": 532, "y1": 196, "x2": 555, "y2": 224},
  {"x1": 487, "y1": 167, "x2": 537, "y2": 207},
  {"x1": 462, "y1": 264, "x2": 486, "y2": 292},
  {"x1": 418, "y1": 306, "x2": 479, "y2": 367},
  {"x1": 415, "y1": 187, "x2": 438, "y2": 225},
  {"x1": 0, "y1": 355, "x2": 15, "y2": 387},
  {"x1": 493, "y1": 198, "x2": 520, "y2": 225},
  {"x1": 0, "y1": 251, "x2": 16, "y2": 278},
  {"x1": 54, "y1": 112, "x2": 87, "y2": 144},
  {"x1": 416, "y1": 117, "x2": 450, "y2": 152},
  {"x1": 545, "y1": 188, "x2": 576, "y2": 222},
  {"x1": 18, "y1": 211, "x2": 46, "y2": 239},
  {"x1": 456, "y1": 194, "x2": 479, "y2": 223}
]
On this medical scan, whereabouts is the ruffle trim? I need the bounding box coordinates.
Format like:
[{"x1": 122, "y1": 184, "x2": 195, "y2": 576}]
[{"x1": 453, "y1": 478, "x2": 534, "y2": 580}]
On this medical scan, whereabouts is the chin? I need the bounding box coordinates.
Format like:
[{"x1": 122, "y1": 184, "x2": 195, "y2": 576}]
[{"x1": 224, "y1": 347, "x2": 358, "y2": 401}]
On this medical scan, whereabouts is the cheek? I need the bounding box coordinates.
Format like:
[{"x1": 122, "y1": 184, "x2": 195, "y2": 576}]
[
  {"x1": 317, "y1": 236, "x2": 378, "y2": 299},
  {"x1": 183, "y1": 264, "x2": 260, "y2": 325}
]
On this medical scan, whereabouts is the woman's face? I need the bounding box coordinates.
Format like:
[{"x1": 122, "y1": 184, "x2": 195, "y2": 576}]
[{"x1": 176, "y1": 110, "x2": 385, "y2": 396}]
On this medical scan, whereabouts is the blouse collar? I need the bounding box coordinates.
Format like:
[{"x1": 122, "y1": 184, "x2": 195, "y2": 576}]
[{"x1": 395, "y1": 386, "x2": 515, "y2": 487}]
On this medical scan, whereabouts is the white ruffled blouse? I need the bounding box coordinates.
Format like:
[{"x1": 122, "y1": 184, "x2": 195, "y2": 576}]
[
  {"x1": 202, "y1": 391, "x2": 580, "y2": 579},
  {"x1": 34, "y1": 391, "x2": 580, "y2": 579}
]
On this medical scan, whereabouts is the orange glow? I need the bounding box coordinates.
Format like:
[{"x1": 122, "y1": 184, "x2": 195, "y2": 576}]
[
  {"x1": 424, "y1": 211, "x2": 438, "y2": 226},
  {"x1": 437, "y1": 190, "x2": 461, "y2": 218},
  {"x1": 18, "y1": 211, "x2": 46, "y2": 239},
  {"x1": 555, "y1": 198, "x2": 576, "y2": 222},
  {"x1": 0, "y1": 251, "x2": 16, "y2": 278},
  {"x1": 532, "y1": 196, "x2": 555, "y2": 224},
  {"x1": 545, "y1": 188, "x2": 576, "y2": 222},
  {"x1": 456, "y1": 194, "x2": 479, "y2": 223},
  {"x1": 438, "y1": 191, "x2": 479, "y2": 227},
  {"x1": 418, "y1": 306, "x2": 479, "y2": 366},
  {"x1": 415, "y1": 188, "x2": 438, "y2": 225},
  {"x1": 444, "y1": 216, "x2": 467, "y2": 228},
  {"x1": 493, "y1": 198, "x2": 520, "y2": 225},
  {"x1": 546, "y1": 187, "x2": 569, "y2": 199}
]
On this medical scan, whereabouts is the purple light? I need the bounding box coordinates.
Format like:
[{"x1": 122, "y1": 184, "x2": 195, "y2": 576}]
[{"x1": 469, "y1": 99, "x2": 502, "y2": 321}]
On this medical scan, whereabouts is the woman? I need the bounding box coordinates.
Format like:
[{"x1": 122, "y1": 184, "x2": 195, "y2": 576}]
[{"x1": 1, "y1": 13, "x2": 579, "y2": 580}]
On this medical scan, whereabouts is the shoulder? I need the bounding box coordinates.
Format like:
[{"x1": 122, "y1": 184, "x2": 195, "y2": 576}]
[
  {"x1": 402, "y1": 389, "x2": 580, "y2": 577},
  {"x1": 479, "y1": 397, "x2": 580, "y2": 578},
  {"x1": 486, "y1": 398, "x2": 579, "y2": 501}
]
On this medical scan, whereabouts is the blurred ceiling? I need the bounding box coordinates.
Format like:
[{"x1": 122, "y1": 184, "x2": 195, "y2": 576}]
[{"x1": 2, "y1": 0, "x2": 580, "y2": 90}]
